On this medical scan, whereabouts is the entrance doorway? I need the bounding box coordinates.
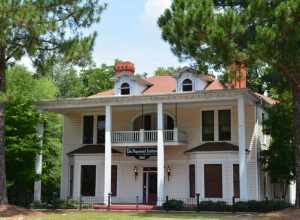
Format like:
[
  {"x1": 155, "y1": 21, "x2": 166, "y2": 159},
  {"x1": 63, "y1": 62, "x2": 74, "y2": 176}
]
[{"x1": 143, "y1": 167, "x2": 157, "y2": 204}]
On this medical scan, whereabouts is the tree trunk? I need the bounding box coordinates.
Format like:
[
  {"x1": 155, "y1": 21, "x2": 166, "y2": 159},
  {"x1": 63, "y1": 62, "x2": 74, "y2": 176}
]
[
  {"x1": 294, "y1": 83, "x2": 300, "y2": 208},
  {"x1": 0, "y1": 47, "x2": 7, "y2": 204}
]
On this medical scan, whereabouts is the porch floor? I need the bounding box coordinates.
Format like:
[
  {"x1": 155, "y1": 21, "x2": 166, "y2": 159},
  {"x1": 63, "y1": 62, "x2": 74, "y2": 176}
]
[{"x1": 93, "y1": 204, "x2": 158, "y2": 211}]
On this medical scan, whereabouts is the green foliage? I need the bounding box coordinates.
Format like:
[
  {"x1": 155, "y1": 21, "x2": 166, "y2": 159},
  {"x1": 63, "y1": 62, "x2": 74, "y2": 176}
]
[
  {"x1": 232, "y1": 200, "x2": 290, "y2": 212},
  {"x1": 0, "y1": 0, "x2": 106, "y2": 72},
  {"x1": 154, "y1": 67, "x2": 178, "y2": 76},
  {"x1": 195, "y1": 200, "x2": 290, "y2": 212},
  {"x1": 53, "y1": 64, "x2": 114, "y2": 98},
  {"x1": 162, "y1": 199, "x2": 184, "y2": 210},
  {"x1": 81, "y1": 64, "x2": 114, "y2": 96},
  {"x1": 5, "y1": 65, "x2": 61, "y2": 206},
  {"x1": 197, "y1": 201, "x2": 230, "y2": 212},
  {"x1": 261, "y1": 97, "x2": 294, "y2": 186},
  {"x1": 158, "y1": 0, "x2": 300, "y2": 87},
  {"x1": 30, "y1": 199, "x2": 79, "y2": 209}
]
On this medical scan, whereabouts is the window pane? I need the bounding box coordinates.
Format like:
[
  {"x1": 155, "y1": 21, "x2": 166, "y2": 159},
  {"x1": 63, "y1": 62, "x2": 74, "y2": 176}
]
[
  {"x1": 218, "y1": 110, "x2": 231, "y2": 140},
  {"x1": 189, "y1": 164, "x2": 195, "y2": 198},
  {"x1": 202, "y1": 111, "x2": 214, "y2": 141},
  {"x1": 182, "y1": 79, "x2": 193, "y2": 91},
  {"x1": 69, "y1": 165, "x2": 74, "y2": 197},
  {"x1": 83, "y1": 116, "x2": 94, "y2": 144},
  {"x1": 111, "y1": 165, "x2": 117, "y2": 196},
  {"x1": 233, "y1": 164, "x2": 240, "y2": 198},
  {"x1": 204, "y1": 164, "x2": 222, "y2": 198},
  {"x1": 81, "y1": 165, "x2": 96, "y2": 196},
  {"x1": 97, "y1": 116, "x2": 105, "y2": 144},
  {"x1": 121, "y1": 83, "x2": 130, "y2": 95}
]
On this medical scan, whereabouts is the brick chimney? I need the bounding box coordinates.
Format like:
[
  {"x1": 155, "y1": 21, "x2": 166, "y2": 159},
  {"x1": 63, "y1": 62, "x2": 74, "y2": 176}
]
[
  {"x1": 115, "y1": 61, "x2": 135, "y2": 76},
  {"x1": 229, "y1": 62, "x2": 247, "y2": 89}
]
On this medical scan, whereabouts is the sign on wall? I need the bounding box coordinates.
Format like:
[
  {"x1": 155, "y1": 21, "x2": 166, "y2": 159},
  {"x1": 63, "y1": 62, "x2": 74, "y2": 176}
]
[{"x1": 126, "y1": 147, "x2": 157, "y2": 160}]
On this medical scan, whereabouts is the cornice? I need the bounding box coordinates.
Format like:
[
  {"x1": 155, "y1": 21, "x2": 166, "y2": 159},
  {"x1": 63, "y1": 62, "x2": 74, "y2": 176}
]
[{"x1": 37, "y1": 89, "x2": 257, "y2": 112}]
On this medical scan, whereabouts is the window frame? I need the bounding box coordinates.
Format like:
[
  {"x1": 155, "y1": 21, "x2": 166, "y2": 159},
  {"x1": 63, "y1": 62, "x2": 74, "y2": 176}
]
[
  {"x1": 189, "y1": 164, "x2": 196, "y2": 198},
  {"x1": 80, "y1": 165, "x2": 96, "y2": 197},
  {"x1": 82, "y1": 115, "x2": 94, "y2": 144},
  {"x1": 120, "y1": 82, "x2": 130, "y2": 95},
  {"x1": 182, "y1": 78, "x2": 193, "y2": 92},
  {"x1": 218, "y1": 109, "x2": 232, "y2": 141},
  {"x1": 200, "y1": 107, "x2": 233, "y2": 143}
]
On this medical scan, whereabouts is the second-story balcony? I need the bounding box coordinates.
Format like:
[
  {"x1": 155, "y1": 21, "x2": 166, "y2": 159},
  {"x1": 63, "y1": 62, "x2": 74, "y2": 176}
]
[{"x1": 111, "y1": 129, "x2": 187, "y2": 147}]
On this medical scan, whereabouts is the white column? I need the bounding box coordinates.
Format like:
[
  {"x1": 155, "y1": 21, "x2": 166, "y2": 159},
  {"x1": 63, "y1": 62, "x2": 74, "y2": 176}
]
[
  {"x1": 34, "y1": 122, "x2": 44, "y2": 202},
  {"x1": 104, "y1": 105, "x2": 112, "y2": 205},
  {"x1": 238, "y1": 96, "x2": 248, "y2": 201},
  {"x1": 157, "y1": 103, "x2": 165, "y2": 206}
]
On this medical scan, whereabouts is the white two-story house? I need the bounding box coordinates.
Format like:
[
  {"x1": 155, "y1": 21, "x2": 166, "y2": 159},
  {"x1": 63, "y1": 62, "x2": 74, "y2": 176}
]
[{"x1": 37, "y1": 61, "x2": 278, "y2": 206}]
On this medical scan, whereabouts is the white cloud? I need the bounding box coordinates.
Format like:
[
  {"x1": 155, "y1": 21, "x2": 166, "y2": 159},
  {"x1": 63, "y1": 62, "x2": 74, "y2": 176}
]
[{"x1": 144, "y1": 0, "x2": 171, "y2": 24}]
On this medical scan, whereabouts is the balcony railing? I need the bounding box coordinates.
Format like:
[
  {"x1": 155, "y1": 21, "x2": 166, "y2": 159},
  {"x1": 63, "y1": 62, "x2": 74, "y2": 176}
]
[{"x1": 111, "y1": 129, "x2": 187, "y2": 144}]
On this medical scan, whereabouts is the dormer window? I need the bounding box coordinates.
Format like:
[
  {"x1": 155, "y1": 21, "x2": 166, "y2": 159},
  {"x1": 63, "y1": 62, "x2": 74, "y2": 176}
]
[
  {"x1": 182, "y1": 79, "x2": 193, "y2": 92},
  {"x1": 121, "y1": 82, "x2": 130, "y2": 95}
]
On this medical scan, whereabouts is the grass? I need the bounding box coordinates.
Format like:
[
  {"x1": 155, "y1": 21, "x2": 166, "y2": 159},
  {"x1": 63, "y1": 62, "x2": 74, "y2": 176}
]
[{"x1": 18, "y1": 211, "x2": 271, "y2": 220}]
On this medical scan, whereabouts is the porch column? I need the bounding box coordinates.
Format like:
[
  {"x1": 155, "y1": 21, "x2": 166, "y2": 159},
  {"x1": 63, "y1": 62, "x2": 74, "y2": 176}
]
[
  {"x1": 157, "y1": 103, "x2": 164, "y2": 206},
  {"x1": 238, "y1": 96, "x2": 248, "y2": 201},
  {"x1": 34, "y1": 122, "x2": 44, "y2": 202},
  {"x1": 104, "y1": 105, "x2": 112, "y2": 205}
]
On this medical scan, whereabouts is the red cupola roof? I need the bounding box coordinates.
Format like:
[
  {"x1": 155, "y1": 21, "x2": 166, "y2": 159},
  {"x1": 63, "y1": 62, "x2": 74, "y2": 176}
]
[{"x1": 115, "y1": 61, "x2": 135, "y2": 75}]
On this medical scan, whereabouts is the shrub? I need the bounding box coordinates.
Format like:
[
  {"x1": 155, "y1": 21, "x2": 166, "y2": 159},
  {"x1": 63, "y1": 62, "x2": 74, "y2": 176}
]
[
  {"x1": 195, "y1": 200, "x2": 290, "y2": 213},
  {"x1": 163, "y1": 199, "x2": 184, "y2": 210},
  {"x1": 233, "y1": 200, "x2": 290, "y2": 212},
  {"x1": 198, "y1": 201, "x2": 231, "y2": 212},
  {"x1": 31, "y1": 199, "x2": 79, "y2": 209}
]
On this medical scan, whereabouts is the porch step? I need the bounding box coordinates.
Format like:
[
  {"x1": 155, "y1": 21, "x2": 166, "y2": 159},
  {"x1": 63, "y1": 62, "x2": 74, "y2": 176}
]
[{"x1": 93, "y1": 204, "x2": 158, "y2": 211}]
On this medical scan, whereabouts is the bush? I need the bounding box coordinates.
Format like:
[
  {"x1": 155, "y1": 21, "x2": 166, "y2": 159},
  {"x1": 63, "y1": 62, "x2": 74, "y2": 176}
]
[
  {"x1": 198, "y1": 201, "x2": 231, "y2": 212},
  {"x1": 233, "y1": 200, "x2": 290, "y2": 212},
  {"x1": 163, "y1": 199, "x2": 184, "y2": 210},
  {"x1": 30, "y1": 199, "x2": 79, "y2": 209},
  {"x1": 195, "y1": 200, "x2": 290, "y2": 213}
]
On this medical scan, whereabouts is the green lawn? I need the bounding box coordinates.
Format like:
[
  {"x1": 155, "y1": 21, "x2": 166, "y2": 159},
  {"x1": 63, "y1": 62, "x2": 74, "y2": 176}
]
[{"x1": 21, "y1": 211, "x2": 270, "y2": 220}]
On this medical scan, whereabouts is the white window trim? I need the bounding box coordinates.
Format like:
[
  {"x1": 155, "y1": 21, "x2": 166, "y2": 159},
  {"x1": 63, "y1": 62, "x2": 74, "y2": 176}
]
[
  {"x1": 200, "y1": 106, "x2": 233, "y2": 143},
  {"x1": 81, "y1": 113, "x2": 105, "y2": 145},
  {"x1": 182, "y1": 78, "x2": 194, "y2": 92}
]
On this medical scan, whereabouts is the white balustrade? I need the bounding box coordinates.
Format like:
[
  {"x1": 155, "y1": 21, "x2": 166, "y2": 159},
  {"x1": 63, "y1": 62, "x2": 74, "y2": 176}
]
[{"x1": 111, "y1": 129, "x2": 187, "y2": 144}]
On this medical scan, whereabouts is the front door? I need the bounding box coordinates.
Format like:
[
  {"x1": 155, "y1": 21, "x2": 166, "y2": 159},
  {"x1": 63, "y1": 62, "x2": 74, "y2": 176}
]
[
  {"x1": 143, "y1": 168, "x2": 157, "y2": 204},
  {"x1": 147, "y1": 172, "x2": 157, "y2": 204}
]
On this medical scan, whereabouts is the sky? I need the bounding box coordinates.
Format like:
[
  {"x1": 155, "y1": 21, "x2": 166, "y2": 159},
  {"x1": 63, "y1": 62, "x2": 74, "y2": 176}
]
[
  {"x1": 90, "y1": 0, "x2": 186, "y2": 74},
  {"x1": 19, "y1": 0, "x2": 187, "y2": 75}
]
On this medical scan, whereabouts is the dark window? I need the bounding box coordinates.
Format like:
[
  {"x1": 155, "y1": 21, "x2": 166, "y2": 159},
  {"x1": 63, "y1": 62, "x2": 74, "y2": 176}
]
[
  {"x1": 218, "y1": 110, "x2": 231, "y2": 140},
  {"x1": 233, "y1": 164, "x2": 240, "y2": 198},
  {"x1": 165, "y1": 115, "x2": 174, "y2": 130},
  {"x1": 189, "y1": 164, "x2": 195, "y2": 198},
  {"x1": 83, "y1": 116, "x2": 94, "y2": 144},
  {"x1": 81, "y1": 165, "x2": 96, "y2": 196},
  {"x1": 97, "y1": 115, "x2": 105, "y2": 144},
  {"x1": 182, "y1": 79, "x2": 193, "y2": 91},
  {"x1": 121, "y1": 83, "x2": 130, "y2": 95},
  {"x1": 111, "y1": 165, "x2": 117, "y2": 196},
  {"x1": 202, "y1": 111, "x2": 214, "y2": 141},
  {"x1": 204, "y1": 164, "x2": 222, "y2": 198},
  {"x1": 69, "y1": 165, "x2": 74, "y2": 197}
]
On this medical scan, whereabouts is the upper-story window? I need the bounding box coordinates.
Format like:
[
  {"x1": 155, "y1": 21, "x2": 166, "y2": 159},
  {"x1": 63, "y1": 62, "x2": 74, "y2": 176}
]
[
  {"x1": 218, "y1": 110, "x2": 231, "y2": 141},
  {"x1": 83, "y1": 115, "x2": 94, "y2": 144},
  {"x1": 120, "y1": 82, "x2": 130, "y2": 95},
  {"x1": 182, "y1": 78, "x2": 193, "y2": 92},
  {"x1": 202, "y1": 111, "x2": 215, "y2": 141},
  {"x1": 202, "y1": 109, "x2": 231, "y2": 142}
]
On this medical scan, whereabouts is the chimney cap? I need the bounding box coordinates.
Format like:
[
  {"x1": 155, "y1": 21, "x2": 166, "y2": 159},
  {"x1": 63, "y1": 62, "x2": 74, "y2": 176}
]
[{"x1": 115, "y1": 61, "x2": 135, "y2": 75}]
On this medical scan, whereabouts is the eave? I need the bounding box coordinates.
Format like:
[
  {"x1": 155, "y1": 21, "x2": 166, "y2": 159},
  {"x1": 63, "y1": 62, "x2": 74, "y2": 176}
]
[{"x1": 37, "y1": 88, "x2": 260, "y2": 113}]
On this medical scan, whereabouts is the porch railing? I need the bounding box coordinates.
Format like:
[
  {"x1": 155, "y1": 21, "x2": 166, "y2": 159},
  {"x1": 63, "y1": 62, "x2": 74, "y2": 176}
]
[{"x1": 111, "y1": 129, "x2": 187, "y2": 144}]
